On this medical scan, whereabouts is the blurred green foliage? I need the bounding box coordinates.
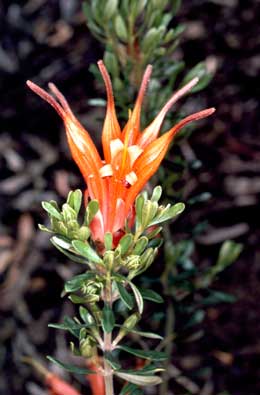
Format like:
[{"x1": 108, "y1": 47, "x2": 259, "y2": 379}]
[{"x1": 83, "y1": 0, "x2": 213, "y2": 125}]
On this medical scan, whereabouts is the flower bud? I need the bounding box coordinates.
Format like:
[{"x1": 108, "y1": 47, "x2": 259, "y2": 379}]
[
  {"x1": 80, "y1": 337, "x2": 96, "y2": 358},
  {"x1": 103, "y1": 250, "x2": 114, "y2": 271},
  {"x1": 114, "y1": 313, "x2": 140, "y2": 345},
  {"x1": 124, "y1": 255, "x2": 140, "y2": 270}
]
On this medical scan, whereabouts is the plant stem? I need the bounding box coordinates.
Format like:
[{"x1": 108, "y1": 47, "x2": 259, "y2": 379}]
[
  {"x1": 103, "y1": 268, "x2": 114, "y2": 395},
  {"x1": 104, "y1": 332, "x2": 114, "y2": 395}
]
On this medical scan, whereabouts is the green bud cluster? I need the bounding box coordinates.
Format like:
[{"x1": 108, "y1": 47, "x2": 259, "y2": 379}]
[
  {"x1": 40, "y1": 190, "x2": 94, "y2": 242},
  {"x1": 43, "y1": 186, "x2": 185, "y2": 388}
]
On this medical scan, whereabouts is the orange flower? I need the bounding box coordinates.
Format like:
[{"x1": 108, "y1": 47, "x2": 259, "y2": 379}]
[
  {"x1": 27, "y1": 61, "x2": 215, "y2": 243},
  {"x1": 46, "y1": 373, "x2": 82, "y2": 395}
]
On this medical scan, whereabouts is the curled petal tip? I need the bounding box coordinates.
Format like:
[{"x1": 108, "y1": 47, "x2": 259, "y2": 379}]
[
  {"x1": 193, "y1": 76, "x2": 199, "y2": 83},
  {"x1": 145, "y1": 64, "x2": 153, "y2": 75},
  {"x1": 26, "y1": 80, "x2": 37, "y2": 90},
  {"x1": 207, "y1": 107, "x2": 216, "y2": 115},
  {"x1": 26, "y1": 79, "x2": 65, "y2": 119},
  {"x1": 48, "y1": 82, "x2": 55, "y2": 90}
]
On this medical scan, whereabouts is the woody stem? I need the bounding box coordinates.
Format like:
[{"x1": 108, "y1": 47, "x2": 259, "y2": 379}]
[{"x1": 104, "y1": 332, "x2": 114, "y2": 395}]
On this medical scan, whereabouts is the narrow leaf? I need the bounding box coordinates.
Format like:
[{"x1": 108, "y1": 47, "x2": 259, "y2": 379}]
[
  {"x1": 117, "y1": 282, "x2": 134, "y2": 310},
  {"x1": 115, "y1": 371, "x2": 162, "y2": 386},
  {"x1": 79, "y1": 306, "x2": 95, "y2": 325},
  {"x1": 47, "y1": 356, "x2": 94, "y2": 374},
  {"x1": 139, "y1": 288, "x2": 164, "y2": 303},
  {"x1": 104, "y1": 232, "x2": 113, "y2": 250},
  {"x1": 64, "y1": 272, "x2": 94, "y2": 293},
  {"x1": 129, "y1": 329, "x2": 163, "y2": 340},
  {"x1": 101, "y1": 304, "x2": 115, "y2": 333},
  {"x1": 149, "y1": 202, "x2": 185, "y2": 226},
  {"x1": 119, "y1": 233, "x2": 134, "y2": 255},
  {"x1": 72, "y1": 240, "x2": 103, "y2": 264},
  {"x1": 50, "y1": 238, "x2": 88, "y2": 264},
  {"x1": 118, "y1": 345, "x2": 167, "y2": 361},
  {"x1": 42, "y1": 201, "x2": 62, "y2": 220},
  {"x1": 129, "y1": 282, "x2": 144, "y2": 314},
  {"x1": 151, "y1": 186, "x2": 162, "y2": 202}
]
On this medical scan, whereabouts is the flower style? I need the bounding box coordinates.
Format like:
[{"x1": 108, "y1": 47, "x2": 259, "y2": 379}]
[{"x1": 27, "y1": 61, "x2": 215, "y2": 244}]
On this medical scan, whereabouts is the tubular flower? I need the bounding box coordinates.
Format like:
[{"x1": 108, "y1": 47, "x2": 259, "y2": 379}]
[{"x1": 27, "y1": 61, "x2": 215, "y2": 244}]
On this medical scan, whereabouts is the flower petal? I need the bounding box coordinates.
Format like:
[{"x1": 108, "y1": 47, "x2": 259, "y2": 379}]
[
  {"x1": 27, "y1": 81, "x2": 107, "y2": 218},
  {"x1": 26, "y1": 80, "x2": 65, "y2": 119},
  {"x1": 112, "y1": 198, "x2": 126, "y2": 232},
  {"x1": 89, "y1": 209, "x2": 105, "y2": 242},
  {"x1": 99, "y1": 164, "x2": 113, "y2": 178},
  {"x1": 137, "y1": 77, "x2": 199, "y2": 149},
  {"x1": 124, "y1": 108, "x2": 215, "y2": 212},
  {"x1": 125, "y1": 171, "x2": 138, "y2": 186},
  {"x1": 121, "y1": 65, "x2": 152, "y2": 146},
  {"x1": 127, "y1": 145, "x2": 143, "y2": 166},
  {"x1": 98, "y1": 61, "x2": 121, "y2": 163}
]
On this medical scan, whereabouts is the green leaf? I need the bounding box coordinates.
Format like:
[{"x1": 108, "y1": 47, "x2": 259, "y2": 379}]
[
  {"x1": 104, "y1": 51, "x2": 119, "y2": 77},
  {"x1": 135, "y1": 194, "x2": 145, "y2": 228},
  {"x1": 117, "y1": 282, "x2": 134, "y2": 310},
  {"x1": 151, "y1": 186, "x2": 162, "y2": 202},
  {"x1": 216, "y1": 240, "x2": 243, "y2": 271},
  {"x1": 62, "y1": 203, "x2": 77, "y2": 222},
  {"x1": 72, "y1": 240, "x2": 103, "y2": 264},
  {"x1": 85, "y1": 200, "x2": 99, "y2": 225},
  {"x1": 182, "y1": 62, "x2": 213, "y2": 93},
  {"x1": 47, "y1": 356, "x2": 94, "y2": 374},
  {"x1": 42, "y1": 201, "x2": 62, "y2": 220},
  {"x1": 119, "y1": 364, "x2": 164, "y2": 375},
  {"x1": 129, "y1": 282, "x2": 144, "y2": 314},
  {"x1": 133, "y1": 237, "x2": 148, "y2": 255},
  {"x1": 69, "y1": 294, "x2": 87, "y2": 304},
  {"x1": 114, "y1": 14, "x2": 128, "y2": 42},
  {"x1": 72, "y1": 190, "x2": 82, "y2": 215},
  {"x1": 103, "y1": 0, "x2": 118, "y2": 19},
  {"x1": 104, "y1": 232, "x2": 113, "y2": 250},
  {"x1": 129, "y1": 329, "x2": 163, "y2": 340},
  {"x1": 141, "y1": 201, "x2": 158, "y2": 228},
  {"x1": 50, "y1": 237, "x2": 88, "y2": 264},
  {"x1": 202, "y1": 290, "x2": 236, "y2": 305},
  {"x1": 142, "y1": 27, "x2": 162, "y2": 53},
  {"x1": 119, "y1": 233, "x2": 134, "y2": 255},
  {"x1": 149, "y1": 202, "x2": 185, "y2": 226},
  {"x1": 118, "y1": 345, "x2": 167, "y2": 361},
  {"x1": 101, "y1": 304, "x2": 115, "y2": 333},
  {"x1": 51, "y1": 235, "x2": 71, "y2": 250},
  {"x1": 38, "y1": 224, "x2": 53, "y2": 233},
  {"x1": 79, "y1": 306, "x2": 95, "y2": 325},
  {"x1": 64, "y1": 272, "x2": 95, "y2": 293},
  {"x1": 139, "y1": 288, "x2": 164, "y2": 303},
  {"x1": 185, "y1": 310, "x2": 205, "y2": 328},
  {"x1": 115, "y1": 370, "x2": 162, "y2": 386},
  {"x1": 48, "y1": 316, "x2": 87, "y2": 338}
]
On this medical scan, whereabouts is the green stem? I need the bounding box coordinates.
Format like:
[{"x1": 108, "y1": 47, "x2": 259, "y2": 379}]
[{"x1": 104, "y1": 332, "x2": 114, "y2": 395}]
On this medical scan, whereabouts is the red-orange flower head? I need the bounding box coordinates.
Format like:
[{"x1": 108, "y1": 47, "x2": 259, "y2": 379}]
[{"x1": 27, "y1": 62, "x2": 215, "y2": 243}]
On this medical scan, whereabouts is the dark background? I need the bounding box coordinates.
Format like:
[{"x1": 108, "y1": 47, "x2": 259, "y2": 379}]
[{"x1": 0, "y1": 1, "x2": 260, "y2": 394}]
